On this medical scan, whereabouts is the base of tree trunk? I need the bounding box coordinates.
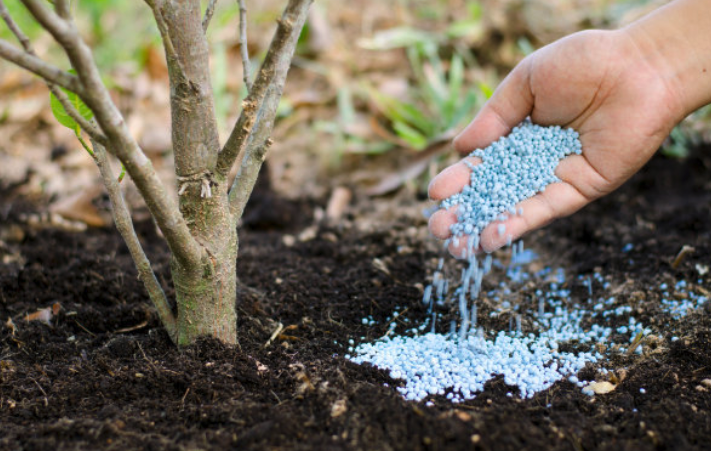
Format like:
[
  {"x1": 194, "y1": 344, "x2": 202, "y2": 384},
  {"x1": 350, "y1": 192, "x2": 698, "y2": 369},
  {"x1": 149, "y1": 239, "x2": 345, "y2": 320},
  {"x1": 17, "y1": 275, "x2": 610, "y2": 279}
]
[{"x1": 171, "y1": 238, "x2": 238, "y2": 346}]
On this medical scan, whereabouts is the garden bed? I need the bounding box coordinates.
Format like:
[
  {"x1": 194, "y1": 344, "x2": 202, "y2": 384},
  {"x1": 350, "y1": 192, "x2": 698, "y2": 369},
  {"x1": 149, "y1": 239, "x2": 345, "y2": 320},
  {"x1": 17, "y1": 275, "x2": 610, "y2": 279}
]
[{"x1": 1, "y1": 149, "x2": 711, "y2": 451}]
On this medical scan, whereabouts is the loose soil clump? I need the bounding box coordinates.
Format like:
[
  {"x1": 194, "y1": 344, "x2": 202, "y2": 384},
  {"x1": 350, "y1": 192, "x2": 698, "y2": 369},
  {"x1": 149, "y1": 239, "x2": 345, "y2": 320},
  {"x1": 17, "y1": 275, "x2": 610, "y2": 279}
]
[{"x1": 1, "y1": 150, "x2": 711, "y2": 450}]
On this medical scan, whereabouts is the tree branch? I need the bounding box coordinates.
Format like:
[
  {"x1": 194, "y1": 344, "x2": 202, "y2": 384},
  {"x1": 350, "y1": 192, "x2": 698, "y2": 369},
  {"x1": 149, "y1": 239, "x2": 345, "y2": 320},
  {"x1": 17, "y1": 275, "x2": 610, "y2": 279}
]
[
  {"x1": 50, "y1": 86, "x2": 107, "y2": 145},
  {"x1": 19, "y1": 0, "x2": 204, "y2": 269},
  {"x1": 93, "y1": 140, "x2": 177, "y2": 340},
  {"x1": 0, "y1": 1, "x2": 107, "y2": 145},
  {"x1": 216, "y1": 0, "x2": 311, "y2": 179},
  {"x1": 238, "y1": 0, "x2": 252, "y2": 91},
  {"x1": 0, "y1": 1, "x2": 30, "y2": 49},
  {"x1": 143, "y1": 0, "x2": 190, "y2": 84},
  {"x1": 228, "y1": 139, "x2": 271, "y2": 219},
  {"x1": 202, "y1": 0, "x2": 218, "y2": 33},
  {"x1": 0, "y1": 39, "x2": 81, "y2": 93},
  {"x1": 54, "y1": 0, "x2": 70, "y2": 20}
]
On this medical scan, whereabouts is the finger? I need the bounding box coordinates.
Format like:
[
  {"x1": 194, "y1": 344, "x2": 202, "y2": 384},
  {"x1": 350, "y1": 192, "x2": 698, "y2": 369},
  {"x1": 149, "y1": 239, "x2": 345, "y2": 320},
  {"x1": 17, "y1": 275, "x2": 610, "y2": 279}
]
[
  {"x1": 453, "y1": 60, "x2": 534, "y2": 154},
  {"x1": 428, "y1": 156, "x2": 481, "y2": 201},
  {"x1": 428, "y1": 206, "x2": 458, "y2": 240},
  {"x1": 477, "y1": 181, "x2": 590, "y2": 252}
]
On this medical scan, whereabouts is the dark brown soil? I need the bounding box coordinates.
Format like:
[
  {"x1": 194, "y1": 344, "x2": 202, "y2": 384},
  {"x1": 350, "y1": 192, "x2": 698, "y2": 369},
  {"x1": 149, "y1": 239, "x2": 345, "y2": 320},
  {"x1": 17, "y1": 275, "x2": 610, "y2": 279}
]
[{"x1": 2, "y1": 150, "x2": 711, "y2": 451}]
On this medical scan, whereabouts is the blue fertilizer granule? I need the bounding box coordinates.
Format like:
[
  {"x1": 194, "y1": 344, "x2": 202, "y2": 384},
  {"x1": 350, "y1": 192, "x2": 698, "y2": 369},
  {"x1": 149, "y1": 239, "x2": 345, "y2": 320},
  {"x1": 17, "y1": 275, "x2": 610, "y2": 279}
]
[{"x1": 441, "y1": 120, "x2": 582, "y2": 242}]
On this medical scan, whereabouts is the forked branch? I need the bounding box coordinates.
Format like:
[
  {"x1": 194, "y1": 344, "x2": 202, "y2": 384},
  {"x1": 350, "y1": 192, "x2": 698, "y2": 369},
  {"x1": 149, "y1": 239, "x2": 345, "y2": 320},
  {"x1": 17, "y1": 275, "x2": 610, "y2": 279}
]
[
  {"x1": 17, "y1": 0, "x2": 204, "y2": 269},
  {"x1": 0, "y1": 0, "x2": 176, "y2": 331},
  {"x1": 215, "y1": 0, "x2": 312, "y2": 179},
  {"x1": 226, "y1": 0, "x2": 312, "y2": 217}
]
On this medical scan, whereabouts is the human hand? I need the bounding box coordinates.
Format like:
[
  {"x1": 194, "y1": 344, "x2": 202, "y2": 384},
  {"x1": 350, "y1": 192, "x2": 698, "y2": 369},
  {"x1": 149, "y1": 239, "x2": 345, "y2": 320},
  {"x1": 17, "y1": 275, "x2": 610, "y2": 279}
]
[{"x1": 428, "y1": 29, "x2": 686, "y2": 255}]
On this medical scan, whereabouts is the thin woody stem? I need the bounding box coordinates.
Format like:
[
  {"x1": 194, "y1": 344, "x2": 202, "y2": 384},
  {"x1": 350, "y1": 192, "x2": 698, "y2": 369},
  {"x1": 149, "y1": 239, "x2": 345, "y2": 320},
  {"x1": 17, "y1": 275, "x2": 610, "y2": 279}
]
[
  {"x1": 92, "y1": 140, "x2": 177, "y2": 340},
  {"x1": 238, "y1": 0, "x2": 252, "y2": 91},
  {"x1": 54, "y1": 0, "x2": 70, "y2": 19},
  {"x1": 50, "y1": 86, "x2": 107, "y2": 146},
  {"x1": 0, "y1": 1, "x2": 30, "y2": 49},
  {"x1": 228, "y1": 139, "x2": 271, "y2": 219},
  {"x1": 202, "y1": 0, "x2": 218, "y2": 32},
  {"x1": 227, "y1": 0, "x2": 312, "y2": 218},
  {"x1": 216, "y1": 0, "x2": 312, "y2": 179}
]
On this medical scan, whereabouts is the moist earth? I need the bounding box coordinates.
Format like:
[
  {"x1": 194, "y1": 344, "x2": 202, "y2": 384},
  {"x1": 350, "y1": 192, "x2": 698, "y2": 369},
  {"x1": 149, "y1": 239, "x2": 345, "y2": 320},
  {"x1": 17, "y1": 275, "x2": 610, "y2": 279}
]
[{"x1": 1, "y1": 149, "x2": 711, "y2": 451}]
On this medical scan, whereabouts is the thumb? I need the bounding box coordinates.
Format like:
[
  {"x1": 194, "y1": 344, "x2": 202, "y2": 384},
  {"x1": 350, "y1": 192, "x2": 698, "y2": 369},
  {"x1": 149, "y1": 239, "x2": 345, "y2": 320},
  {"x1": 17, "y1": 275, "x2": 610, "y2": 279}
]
[{"x1": 453, "y1": 59, "x2": 535, "y2": 154}]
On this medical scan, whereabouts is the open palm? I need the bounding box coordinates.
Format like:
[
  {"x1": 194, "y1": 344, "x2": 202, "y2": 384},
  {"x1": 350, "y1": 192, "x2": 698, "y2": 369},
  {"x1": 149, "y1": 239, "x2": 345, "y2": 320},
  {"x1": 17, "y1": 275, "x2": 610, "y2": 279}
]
[{"x1": 428, "y1": 29, "x2": 685, "y2": 254}]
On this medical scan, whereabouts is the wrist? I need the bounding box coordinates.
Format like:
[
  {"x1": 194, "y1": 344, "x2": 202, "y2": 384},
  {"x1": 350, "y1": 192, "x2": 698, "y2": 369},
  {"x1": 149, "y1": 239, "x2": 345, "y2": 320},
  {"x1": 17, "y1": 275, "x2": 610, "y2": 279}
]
[{"x1": 621, "y1": 0, "x2": 711, "y2": 120}]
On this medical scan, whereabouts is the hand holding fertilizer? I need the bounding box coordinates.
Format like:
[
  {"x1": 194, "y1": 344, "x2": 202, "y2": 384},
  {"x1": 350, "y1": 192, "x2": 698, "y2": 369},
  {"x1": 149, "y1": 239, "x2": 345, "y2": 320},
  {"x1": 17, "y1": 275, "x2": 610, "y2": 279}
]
[{"x1": 431, "y1": 120, "x2": 582, "y2": 257}]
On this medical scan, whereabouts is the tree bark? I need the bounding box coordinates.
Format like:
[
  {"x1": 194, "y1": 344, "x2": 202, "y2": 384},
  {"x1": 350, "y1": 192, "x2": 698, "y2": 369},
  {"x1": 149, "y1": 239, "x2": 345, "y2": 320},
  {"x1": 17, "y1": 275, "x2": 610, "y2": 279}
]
[
  {"x1": 160, "y1": 0, "x2": 220, "y2": 176},
  {"x1": 172, "y1": 216, "x2": 238, "y2": 345},
  {"x1": 151, "y1": 0, "x2": 238, "y2": 344}
]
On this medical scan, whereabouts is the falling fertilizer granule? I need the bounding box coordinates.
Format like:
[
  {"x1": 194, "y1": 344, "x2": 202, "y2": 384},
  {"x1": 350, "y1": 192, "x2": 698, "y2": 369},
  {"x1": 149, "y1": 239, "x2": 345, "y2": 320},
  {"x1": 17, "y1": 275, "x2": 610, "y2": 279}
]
[{"x1": 347, "y1": 121, "x2": 706, "y2": 403}]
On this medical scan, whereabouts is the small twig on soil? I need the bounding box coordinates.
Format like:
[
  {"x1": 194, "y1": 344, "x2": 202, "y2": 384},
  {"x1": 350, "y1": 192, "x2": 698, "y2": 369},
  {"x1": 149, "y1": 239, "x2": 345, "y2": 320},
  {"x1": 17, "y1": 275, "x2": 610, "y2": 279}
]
[
  {"x1": 114, "y1": 320, "x2": 150, "y2": 334},
  {"x1": 671, "y1": 245, "x2": 695, "y2": 269},
  {"x1": 626, "y1": 332, "x2": 645, "y2": 356},
  {"x1": 72, "y1": 319, "x2": 96, "y2": 337},
  {"x1": 180, "y1": 387, "x2": 190, "y2": 410},
  {"x1": 136, "y1": 341, "x2": 161, "y2": 376},
  {"x1": 30, "y1": 378, "x2": 48, "y2": 406},
  {"x1": 264, "y1": 322, "x2": 284, "y2": 348}
]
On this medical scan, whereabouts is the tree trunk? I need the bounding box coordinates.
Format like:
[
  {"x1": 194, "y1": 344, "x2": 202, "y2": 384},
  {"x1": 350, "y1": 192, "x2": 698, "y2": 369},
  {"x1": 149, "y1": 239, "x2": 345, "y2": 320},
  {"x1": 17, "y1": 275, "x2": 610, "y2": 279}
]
[
  {"x1": 158, "y1": 1, "x2": 238, "y2": 345},
  {"x1": 171, "y1": 234, "x2": 238, "y2": 346},
  {"x1": 170, "y1": 176, "x2": 238, "y2": 345}
]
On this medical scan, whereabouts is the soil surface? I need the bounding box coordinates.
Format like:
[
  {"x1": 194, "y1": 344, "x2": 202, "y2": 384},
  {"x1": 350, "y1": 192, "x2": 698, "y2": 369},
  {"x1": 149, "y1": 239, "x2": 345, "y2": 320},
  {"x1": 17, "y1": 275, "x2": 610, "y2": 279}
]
[{"x1": 2, "y1": 149, "x2": 711, "y2": 451}]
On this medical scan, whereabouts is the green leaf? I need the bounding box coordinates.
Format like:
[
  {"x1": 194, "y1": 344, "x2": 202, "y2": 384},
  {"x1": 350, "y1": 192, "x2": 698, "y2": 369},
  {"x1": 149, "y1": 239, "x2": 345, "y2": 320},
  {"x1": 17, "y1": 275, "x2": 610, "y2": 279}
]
[
  {"x1": 449, "y1": 91, "x2": 477, "y2": 129},
  {"x1": 50, "y1": 86, "x2": 93, "y2": 131},
  {"x1": 478, "y1": 81, "x2": 494, "y2": 100},
  {"x1": 337, "y1": 86, "x2": 356, "y2": 126},
  {"x1": 393, "y1": 120, "x2": 428, "y2": 150},
  {"x1": 369, "y1": 89, "x2": 435, "y2": 137},
  {"x1": 517, "y1": 37, "x2": 535, "y2": 56}
]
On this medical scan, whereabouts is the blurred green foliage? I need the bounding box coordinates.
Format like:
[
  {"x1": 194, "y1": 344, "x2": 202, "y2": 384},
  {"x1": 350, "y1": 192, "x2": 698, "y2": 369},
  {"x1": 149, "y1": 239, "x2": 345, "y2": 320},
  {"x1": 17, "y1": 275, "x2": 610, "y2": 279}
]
[
  {"x1": 1, "y1": 1, "x2": 159, "y2": 71},
  {"x1": 0, "y1": 1, "x2": 247, "y2": 73},
  {"x1": 316, "y1": 40, "x2": 486, "y2": 162},
  {"x1": 370, "y1": 43, "x2": 478, "y2": 151},
  {"x1": 662, "y1": 105, "x2": 711, "y2": 159}
]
